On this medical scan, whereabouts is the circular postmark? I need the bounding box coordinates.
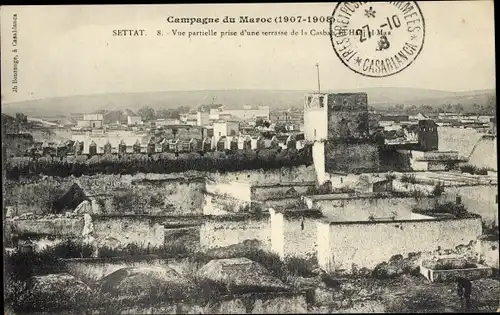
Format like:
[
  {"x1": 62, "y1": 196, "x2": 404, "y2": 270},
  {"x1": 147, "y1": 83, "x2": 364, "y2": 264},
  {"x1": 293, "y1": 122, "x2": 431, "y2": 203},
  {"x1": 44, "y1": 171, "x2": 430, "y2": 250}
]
[{"x1": 329, "y1": 2, "x2": 425, "y2": 78}]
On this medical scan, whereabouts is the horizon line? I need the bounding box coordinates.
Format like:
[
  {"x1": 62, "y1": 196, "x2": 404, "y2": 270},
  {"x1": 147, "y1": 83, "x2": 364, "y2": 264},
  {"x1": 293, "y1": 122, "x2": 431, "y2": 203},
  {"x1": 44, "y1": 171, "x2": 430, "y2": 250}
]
[{"x1": 2, "y1": 86, "x2": 496, "y2": 105}]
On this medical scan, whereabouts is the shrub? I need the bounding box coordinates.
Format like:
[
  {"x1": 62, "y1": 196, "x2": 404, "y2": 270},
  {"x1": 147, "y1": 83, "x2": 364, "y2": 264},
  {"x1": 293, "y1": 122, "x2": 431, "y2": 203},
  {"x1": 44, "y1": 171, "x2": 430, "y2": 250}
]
[
  {"x1": 284, "y1": 256, "x2": 317, "y2": 278},
  {"x1": 385, "y1": 290, "x2": 445, "y2": 313},
  {"x1": 419, "y1": 201, "x2": 474, "y2": 219},
  {"x1": 49, "y1": 239, "x2": 94, "y2": 258},
  {"x1": 482, "y1": 221, "x2": 499, "y2": 241},
  {"x1": 194, "y1": 246, "x2": 317, "y2": 282},
  {"x1": 385, "y1": 173, "x2": 396, "y2": 181},
  {"x1": 5, "y1": 250, "x2": 67, "y2": 282},
  {"x1": 460, "y1": 164, "x2": 491, "y2": 175},
  {"x1": 193, "y1": 278, "x2": 230, "y2": 301},
  {"x1": 400, "y1": 173, "x2": 417, "y2": 184},
  {"x1": 4, "y1": 279, "x2": 25, "y2": 307},
  {"x1": 431, "y1": 183, "x2": 444, "y2": 197}
]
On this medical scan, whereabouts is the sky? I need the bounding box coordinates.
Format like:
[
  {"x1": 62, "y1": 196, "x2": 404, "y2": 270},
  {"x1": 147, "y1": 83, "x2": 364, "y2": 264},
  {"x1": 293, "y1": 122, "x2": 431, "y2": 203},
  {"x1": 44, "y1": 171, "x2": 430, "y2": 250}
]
[{"x1": 0, "y1": 2, "x2": 496, "y2": 104}]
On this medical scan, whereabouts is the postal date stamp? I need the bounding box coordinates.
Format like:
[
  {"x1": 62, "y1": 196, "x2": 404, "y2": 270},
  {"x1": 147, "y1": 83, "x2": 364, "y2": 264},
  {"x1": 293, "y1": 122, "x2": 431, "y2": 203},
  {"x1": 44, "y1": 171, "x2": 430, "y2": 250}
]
[{"x1": 329, "y1": 1, "x2": 425, "y2": 78}]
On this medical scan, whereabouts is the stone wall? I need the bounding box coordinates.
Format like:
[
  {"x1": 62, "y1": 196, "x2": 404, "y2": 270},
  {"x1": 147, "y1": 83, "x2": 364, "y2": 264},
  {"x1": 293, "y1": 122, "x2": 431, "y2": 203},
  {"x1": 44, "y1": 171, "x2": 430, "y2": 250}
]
[
  {"x1": 4, "y1": 180, "x2": 70, "y2": 215},
  {"x1": 164, "y1": 226, "x2": 201, "y2": 251},
  {"x1": 125, "y1": 178, "x2": 206, "y2": 216},
  {"x1": 9, "y1": 217, "x2": 84, "y2": 237},
  {"x1": 91, "y1": 216, "x2": 165, "y2": 248},
  {"x1": 258, "y1": 197, "x2": 305, "y2": 212},
  {"x1": 303, "y1": 194, "x2": 435, "y2": 222},
  {"x1": 8, "y1": 215, "x2": 165, "y2": 251},
  {"x1": 269, "y1": 209, "x2": 318, "y2": 259},
  {"x1": 326, "y1": 173, "x2": 361, "y2": 190},
  {"x1": 203, "y1": 179, "x2": 314, "y2": 215},
  {"x1": 199, "y1": 217, "x2": 271, "y2": 250},
  {"x1": 475, "y1": 237, "x2": 499, "y2": 269},
  {"x1": 203, "y1": 193, "x2": 251, "y2": 215},
  {"x1": 209, "y1": 164, "x2": 316, "y2": 184},
  {"x1": 5, "y1": 165, "x2": 316, "y2": 216},
  {"x1": 443, "y1": 185, "x2": 498, "y2": 226},
  {"x1": 393, "y1": 181, "x2": 498, "y2": 226},
  {"x1": 317, "y1": 216, "x2": 483, "y2": 272},
  {"x1": 324, "y1": 142, "x2": 380, "y2": 173},
  {"x1": 252, "y1": 182, "x2": 316, "y2": 201},
  {"x1": 205, "y1": 181, "x2": 253, "y2": 202}
]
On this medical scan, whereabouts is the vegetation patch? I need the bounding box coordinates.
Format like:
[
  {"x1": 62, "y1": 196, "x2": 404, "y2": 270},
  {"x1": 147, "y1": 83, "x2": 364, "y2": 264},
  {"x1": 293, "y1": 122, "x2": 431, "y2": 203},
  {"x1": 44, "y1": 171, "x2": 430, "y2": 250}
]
[
  {"x1": 460, "y1": 164, "x2": 491, "y2": 175},
  {"x1": 413, "y1": 201, "x2": 476, "y2": 219},
  {"x1": 400, "y1": 173, "x2": 417, "y2": 184},
  {"x1": 481, "y1": 221, "x2": 499, "y2": 241}
]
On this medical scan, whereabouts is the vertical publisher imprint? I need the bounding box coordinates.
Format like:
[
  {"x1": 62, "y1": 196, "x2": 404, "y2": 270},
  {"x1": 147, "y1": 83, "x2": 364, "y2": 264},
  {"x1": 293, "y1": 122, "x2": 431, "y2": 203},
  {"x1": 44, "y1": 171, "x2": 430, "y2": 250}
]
[
  {"x1": 12, "y1": 13, "x2": 19, "y2": 92},
  {"x1": 329, "y1": 2, "x2": 425, "y2": 78}
]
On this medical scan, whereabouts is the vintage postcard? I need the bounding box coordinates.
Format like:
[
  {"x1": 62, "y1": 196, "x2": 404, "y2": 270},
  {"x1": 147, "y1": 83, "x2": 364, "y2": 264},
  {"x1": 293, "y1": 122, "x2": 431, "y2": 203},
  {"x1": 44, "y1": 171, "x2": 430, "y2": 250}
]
[{"x1": 1, "y1": 2, "x2": 498, "y2": 314}]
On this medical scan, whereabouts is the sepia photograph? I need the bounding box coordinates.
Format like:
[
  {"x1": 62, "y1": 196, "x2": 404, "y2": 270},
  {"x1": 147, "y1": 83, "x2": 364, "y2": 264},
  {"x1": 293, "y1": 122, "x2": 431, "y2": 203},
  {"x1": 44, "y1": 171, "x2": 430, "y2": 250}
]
[{"x1": 1, "y1": 2, "x2": 498, "y2": 314}]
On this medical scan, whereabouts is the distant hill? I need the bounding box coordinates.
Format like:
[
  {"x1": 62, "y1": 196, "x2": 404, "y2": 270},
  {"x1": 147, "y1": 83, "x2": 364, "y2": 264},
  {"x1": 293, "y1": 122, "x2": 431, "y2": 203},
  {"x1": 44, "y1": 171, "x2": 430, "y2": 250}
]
[{"x1": 1, "y1": 88, "x2": 495, "y2": 117}]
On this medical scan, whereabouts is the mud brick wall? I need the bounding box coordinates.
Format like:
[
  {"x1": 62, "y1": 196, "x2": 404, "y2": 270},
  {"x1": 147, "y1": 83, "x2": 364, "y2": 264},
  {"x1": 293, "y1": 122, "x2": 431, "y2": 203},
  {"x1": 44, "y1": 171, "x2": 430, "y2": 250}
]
[
  {"x1": 199, "y1": 218, "x2": 271, "y2": 250},
  {"x1": 270, "y1": 209, "x2": 317, "y2": 259},
  {"x1": 317, "y1": 216, "x2": 482, "y2": 272},
  {"x1": 304, "y1": 195, "x2": 435, "y2": 222}
]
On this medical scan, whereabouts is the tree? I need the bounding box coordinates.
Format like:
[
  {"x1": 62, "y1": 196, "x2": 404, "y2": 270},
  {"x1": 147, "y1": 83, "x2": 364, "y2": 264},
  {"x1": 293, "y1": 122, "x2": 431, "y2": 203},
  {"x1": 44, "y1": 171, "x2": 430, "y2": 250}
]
[
  {"x1": 419, "y1": 105, "x2": 435, "y2": 114},
  {"x1": 472, "y1": 103, "x2": 480, "y2": 113},
  {"x1": 255, "y1": 118, "x2": 264, "y2": 127},
  {"x1": 484, "y1": 95, "x2": 496, "y2": 115},
  {"x1": 441, "y1": 104, "x2": 453, "y2": 113},
  {"x1": 15, "y1": 113, "x2": 28, "y2": 124},
  {"x1": 407, "y1": 105, "x2": 418, "y2": 114},
  {"x1": 395, "y1": 104, "x2": 405, "y2": 112},
  {"x1": 15, "y1": 113, "x2": 28, "y2": 132},
  {"x1": 453, "y1": 103, "x2": 464, "y2": 113},
  {"x1": 138, "y1": 106, "x2": 156, "y2": 121}
]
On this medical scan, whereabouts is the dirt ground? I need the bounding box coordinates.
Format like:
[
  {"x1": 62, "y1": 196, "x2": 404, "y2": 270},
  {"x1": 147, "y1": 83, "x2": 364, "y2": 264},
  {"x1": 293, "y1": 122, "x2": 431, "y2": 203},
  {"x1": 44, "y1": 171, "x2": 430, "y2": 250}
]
[{"x1": 310, "y1": 274, "x2": 500, "y2": 313}]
